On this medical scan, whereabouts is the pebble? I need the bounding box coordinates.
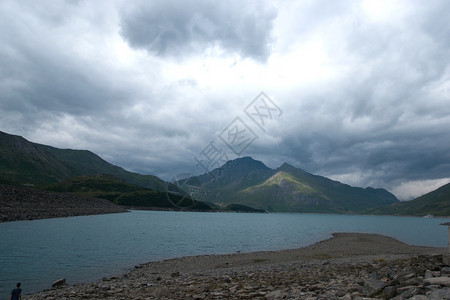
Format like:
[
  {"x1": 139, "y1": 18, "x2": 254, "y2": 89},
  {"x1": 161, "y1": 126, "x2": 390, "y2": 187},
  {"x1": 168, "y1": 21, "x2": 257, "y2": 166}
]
[{"x1": 25, "y1": 254, "x2": 449, "y2": 299}]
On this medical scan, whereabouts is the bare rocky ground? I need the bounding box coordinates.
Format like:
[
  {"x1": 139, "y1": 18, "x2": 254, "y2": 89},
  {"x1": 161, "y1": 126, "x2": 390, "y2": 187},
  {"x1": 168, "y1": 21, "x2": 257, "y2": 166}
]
[
  {"x1": 26, "y1": 233, "x2": 450, "y2": 299},
  {"x1": 0, "y1": 184, "x2": 126, "y2": 222}
]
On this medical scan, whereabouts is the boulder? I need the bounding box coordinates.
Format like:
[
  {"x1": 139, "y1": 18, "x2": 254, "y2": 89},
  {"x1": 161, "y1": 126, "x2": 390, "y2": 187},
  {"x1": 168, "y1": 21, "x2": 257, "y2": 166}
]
[
  {"x1": 409, "y1": 295, "x2": 429, "y2": 300},
  {"x1": 425, "y1": 270, "x2": 433, "y2": 279},
  {"x1": 265, "y1": 290, "x2": 284, "y2": 299},
  {"x1": 383, "y1": 285, "x2": 397, "y2": 298},
  {"x1": 52, "y1": 278, "x2": 66, "y2": 288},
  {"x1": 396, "y1": 287, "x2": 420, "y2": 298},
  {"x1": 362, "y1": 278, "x2": 387, "y2": 297},
  {"x1": 428, "y1": 288, "x2": 450, "y2": 300},
  {"x1": 397, "y1": 272, "x2": 416, "y2": 283},
  {"x1": 424, "y1": 277, "x2": 450, "y2": 287}
]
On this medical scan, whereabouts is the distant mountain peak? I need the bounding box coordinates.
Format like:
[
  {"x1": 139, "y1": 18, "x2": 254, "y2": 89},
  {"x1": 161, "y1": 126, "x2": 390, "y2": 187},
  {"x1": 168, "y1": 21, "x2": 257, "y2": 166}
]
[
  {"x1": 221, "y1": 156, "x2": 270, "y2": 172},
  {"x1": 230, "y1": 156, "x2": 267, "y2": 165},
  {"x1": 277, "y1": 162, "x2": 309, "y2": 175},
  {"x1": 279, "y1": 162, "x2": 295, "y2": 170}
]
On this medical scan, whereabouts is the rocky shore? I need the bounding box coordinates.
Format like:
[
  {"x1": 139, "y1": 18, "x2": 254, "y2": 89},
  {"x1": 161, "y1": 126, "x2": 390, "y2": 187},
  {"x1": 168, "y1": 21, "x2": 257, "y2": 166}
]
[
  {"x1": 26, "y1": 233, "x2": 449, "y2": 299},
  {"x1": 0, "y1": 184, "x2": 126, "y2": 222}
]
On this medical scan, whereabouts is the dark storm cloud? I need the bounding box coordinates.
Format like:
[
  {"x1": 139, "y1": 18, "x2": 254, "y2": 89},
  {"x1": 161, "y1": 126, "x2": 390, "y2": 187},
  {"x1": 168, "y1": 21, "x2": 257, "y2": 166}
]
[
  {"x1": 0, "y1": 1, "x2": 124, "y2": 119},
  {"x1": 277, "y1": 60, "x2": 450, "y2": 195},
  {"x1": 265, "y1": 0, "x2": 450, "y2": 197},
  {"x1": 0, "y1": 0, "x2": 194, "y2": 168},
  {"x1": 119, "y1": 0, "x2": 277, "y2": 61}
]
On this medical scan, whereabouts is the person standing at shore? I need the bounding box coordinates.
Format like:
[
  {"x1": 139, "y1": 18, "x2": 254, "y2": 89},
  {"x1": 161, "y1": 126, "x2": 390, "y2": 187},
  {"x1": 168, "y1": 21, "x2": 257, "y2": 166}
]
[{"x1": 11, "y1": 282, "x2": 22, "y2": 300}]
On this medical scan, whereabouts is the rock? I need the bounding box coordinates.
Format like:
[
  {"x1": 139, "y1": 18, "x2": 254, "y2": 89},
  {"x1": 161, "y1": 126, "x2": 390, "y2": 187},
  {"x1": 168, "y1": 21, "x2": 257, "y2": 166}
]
[
  {"x1": 432, "y1": 271, "x2": 441, "y2": 277},
  {"x1": 265, "y1": 290, "x2": 284, "y2": 299},
  {"x1": 424, "y1": 277, "x2": 450, "y2": 287},
  {"x1": 425, "y1": 270, "x2": 433, "y2": 279},
  {"x1": 171, "y1": 271, "x2": 180, "y2": 277},
  {"x1": 409, "y1": 296, "x2": 429, "y2": 300},
  {"x1": 397, "y1": 272, "x2": 416, "y2": 283},
  {"x1": 362, "y1": 278, "x2": 387, "y2": 297},
  {"x1": 442, "y1": 267, "x2": 450, "y2": 276},
  {"x1": 339, "y1": 293, "x2": 352, "y2": 300},
  {"x1": 397, "y1": 287, "x2": 420, "y2": 298},
  {"x1": 428, "y1": 288, "x2": 450, "y2": 300},
  {"x1": 383, "y1": 285, "x2": 397, "y2": 298},
  {"x1": 52, "y1": 278, "x2": 66, "y2": 288},
  {"x1": 403, "y1": 277, "x2": 423, "y2": 286}
]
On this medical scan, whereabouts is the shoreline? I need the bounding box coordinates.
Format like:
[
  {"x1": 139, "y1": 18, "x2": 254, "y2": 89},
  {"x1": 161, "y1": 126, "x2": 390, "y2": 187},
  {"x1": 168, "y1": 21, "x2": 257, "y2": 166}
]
[
  {"x1": 3, "y1": 206, "x2": 449, "y2": 224},
  {"x1": 27, "y1": 233, "x2": 448, "y2": 299}
]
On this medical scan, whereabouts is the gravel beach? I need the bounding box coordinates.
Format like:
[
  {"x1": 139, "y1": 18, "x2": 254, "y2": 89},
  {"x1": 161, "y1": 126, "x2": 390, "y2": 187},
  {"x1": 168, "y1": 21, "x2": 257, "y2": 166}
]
[{"x1": 26, "y1": 233, "x2": 448, "y2": 299}]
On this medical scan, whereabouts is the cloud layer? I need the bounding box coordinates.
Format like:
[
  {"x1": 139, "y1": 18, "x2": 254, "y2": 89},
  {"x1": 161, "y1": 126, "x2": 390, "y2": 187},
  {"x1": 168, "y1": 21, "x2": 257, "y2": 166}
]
[
  {"x1": 120, "y1": 0, "x2": 276, "y2": 61},
  {"x1": 0, "y1": 0, "x2": 449, "y2": 200}
]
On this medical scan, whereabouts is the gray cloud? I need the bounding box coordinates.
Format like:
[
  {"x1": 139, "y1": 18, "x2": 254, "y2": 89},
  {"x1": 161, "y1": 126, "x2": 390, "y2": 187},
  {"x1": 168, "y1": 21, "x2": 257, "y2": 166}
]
[
  {"x1": 119, "y1": 0, "x2": 277, "y2": 61},
  {"x1": 271, "y1": 0, "x2": 450, "y2": 196}
]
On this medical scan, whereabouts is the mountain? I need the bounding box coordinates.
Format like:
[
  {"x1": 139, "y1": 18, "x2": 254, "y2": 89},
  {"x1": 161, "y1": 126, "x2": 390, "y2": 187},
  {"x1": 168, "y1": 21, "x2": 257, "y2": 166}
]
[
  {"x1": 0, "y1": 131, "x2": 399, "y2": 214},
  {"x1": 0, "y1": 131, "x2": 167, "y2": 191},
  {"x1": 368, "y1": 182, "x2": 450, "y2": 216},
  {"x1": 185, "y1": 157, "x2": 398, "y2": 213}
]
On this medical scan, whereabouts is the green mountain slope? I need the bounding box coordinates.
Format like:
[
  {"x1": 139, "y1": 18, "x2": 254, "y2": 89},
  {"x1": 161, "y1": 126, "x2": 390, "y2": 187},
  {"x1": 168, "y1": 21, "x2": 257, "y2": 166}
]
[
  {"x1": 44, "y1": 175, "x2": 212, "y2": 211},
  {"x1": 188, "y1": 157, "x2": 398, "y2": 213},
  {"x1": 0, "y1": 131, "x2": 166, "y2": 191},
  {"x1": 368, "y1": 182, "x2": 450, "y2": 216},
  {"x1": 0, "y1": 132, "x2": 74, "y2": 184}
]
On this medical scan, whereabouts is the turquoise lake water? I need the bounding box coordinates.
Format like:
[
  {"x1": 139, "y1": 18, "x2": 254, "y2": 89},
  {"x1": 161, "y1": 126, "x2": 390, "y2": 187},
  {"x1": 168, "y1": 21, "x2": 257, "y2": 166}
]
[{"x1": 0, "y1": 210, "x2": 448, "y2": 297}]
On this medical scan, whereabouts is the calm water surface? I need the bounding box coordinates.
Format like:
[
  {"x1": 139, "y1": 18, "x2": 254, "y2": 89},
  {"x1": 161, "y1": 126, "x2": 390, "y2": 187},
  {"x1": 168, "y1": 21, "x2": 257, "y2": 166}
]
[{"x1": 0, "y1": 210, "x2": 448, "y2": 296}]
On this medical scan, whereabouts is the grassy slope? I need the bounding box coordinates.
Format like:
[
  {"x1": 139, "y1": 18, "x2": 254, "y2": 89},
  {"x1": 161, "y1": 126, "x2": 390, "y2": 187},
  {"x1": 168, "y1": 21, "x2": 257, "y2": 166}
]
[
  {"x1": 0, "y1": 131, "x2": 168, "y2": 192},
  {"x1": 43, "y1": 175, "x2": 212, "y2": 211},
  {"x1": 236, "y1": 167, "x2": 397, "y2": 213},
  {"x1": 369, "y1": 182, "x2": 450, "y2": 216},
  {"x1": 0, "y1": 133, "x2": 74, "y2": 184},
  {"x1": 39, "y1": 145, "x2": 167, "y2": 191}
]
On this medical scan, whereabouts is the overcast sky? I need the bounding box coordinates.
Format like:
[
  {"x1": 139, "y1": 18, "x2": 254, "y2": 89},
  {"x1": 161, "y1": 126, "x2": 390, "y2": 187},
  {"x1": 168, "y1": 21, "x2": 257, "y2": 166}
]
[{"x1": 1, "y1": 0, "x2": 449, "y2": 200}]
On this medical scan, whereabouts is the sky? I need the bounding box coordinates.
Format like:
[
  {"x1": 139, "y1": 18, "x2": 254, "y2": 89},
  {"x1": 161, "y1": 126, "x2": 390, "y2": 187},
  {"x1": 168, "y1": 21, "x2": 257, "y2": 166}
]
[{"x1": 0, "y1": 0, "x2": 449, "y2": 200}]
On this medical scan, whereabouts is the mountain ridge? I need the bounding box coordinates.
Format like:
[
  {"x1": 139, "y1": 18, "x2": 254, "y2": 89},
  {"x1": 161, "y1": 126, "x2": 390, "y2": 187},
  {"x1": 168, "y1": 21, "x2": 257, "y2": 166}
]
[
  {"x1": 5, "y1": 130, "x2": 446, "y2": 216},
  {"x1": 186, "y1": 156, "x2": 399, "y2": 213},
  {"x1": 0, "y1": 130, "x2": 168, "y2": 191},
  {"x1": 368, "y1": 182, "x2": 450, "y2": 216}
]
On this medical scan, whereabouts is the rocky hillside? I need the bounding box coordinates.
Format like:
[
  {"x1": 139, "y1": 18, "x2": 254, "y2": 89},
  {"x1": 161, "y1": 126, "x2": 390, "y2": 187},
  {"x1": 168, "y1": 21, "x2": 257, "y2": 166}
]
[{"x1": 0, "y1": 184, "x2": 126, "y2": 222}]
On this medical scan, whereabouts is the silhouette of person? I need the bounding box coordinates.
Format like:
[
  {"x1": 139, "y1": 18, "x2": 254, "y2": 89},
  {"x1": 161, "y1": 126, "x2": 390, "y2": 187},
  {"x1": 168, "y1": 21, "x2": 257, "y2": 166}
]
[{"x1": 11, "y1": 282, "x2": 22, "y2": 300}]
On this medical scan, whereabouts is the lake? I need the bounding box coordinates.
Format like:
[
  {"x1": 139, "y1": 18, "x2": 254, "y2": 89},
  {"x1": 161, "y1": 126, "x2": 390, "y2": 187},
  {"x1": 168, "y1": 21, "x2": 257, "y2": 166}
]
[{"x1": 0, "y1": 210, "x2": 448, "y2": 297}]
